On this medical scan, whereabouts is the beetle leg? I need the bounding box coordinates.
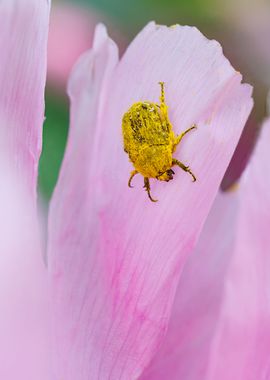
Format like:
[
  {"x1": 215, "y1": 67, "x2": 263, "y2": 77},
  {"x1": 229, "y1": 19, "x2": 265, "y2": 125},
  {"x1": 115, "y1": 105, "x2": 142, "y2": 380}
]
[
  {"x1": 172, "y1": 158, "x2": 196, "y2": 182},
  {"x1": 128, "y1": 170, "x2": 139, "y2": 188},
  {"x1": 144, "y1": 177, "x2": 158, "y2": 202},
  {"x1": 174, "y1": 124, "x2": 197, "y2": 148}
]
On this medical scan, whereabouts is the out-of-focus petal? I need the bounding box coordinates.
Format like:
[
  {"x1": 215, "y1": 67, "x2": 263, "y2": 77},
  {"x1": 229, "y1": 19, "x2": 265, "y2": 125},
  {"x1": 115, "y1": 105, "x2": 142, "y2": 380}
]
[
  {"x1": 47, "y1": 3, "x2": 127, "y2": 88},
  {"x1": 0, "y1": 1, "x2": 50, "y2": 378},
  {"x1": 48, "y1": 3, "x2": 97, "y2": 87},
  {"x1": 0, "y1": 158, "x2": 50, "y2": 380},
  {"x1": 0, "y1": 0, "x2": 50, "y2": 195},
  {"x1": 222, "y1": 115, "x2": 259, "y2": 190},
  {"x1": 206, "y1": 119, "x2": 270, "y2": 379},
  {"x1": 140, "y1": 191, "x2": 238, "y2": 379},
  {"x1": 48, "y1": 24, "x2": 252, "y2": 379}
]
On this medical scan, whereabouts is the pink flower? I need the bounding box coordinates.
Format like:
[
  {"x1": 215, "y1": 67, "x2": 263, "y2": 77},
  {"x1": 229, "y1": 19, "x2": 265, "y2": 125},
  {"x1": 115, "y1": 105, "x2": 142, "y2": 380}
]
[
  {"x1": 3, "y1": 1, "x2": 269, "y2": 379},
  {"x1": 48, "y1": 23, "x2": 252, "y2": 379}
]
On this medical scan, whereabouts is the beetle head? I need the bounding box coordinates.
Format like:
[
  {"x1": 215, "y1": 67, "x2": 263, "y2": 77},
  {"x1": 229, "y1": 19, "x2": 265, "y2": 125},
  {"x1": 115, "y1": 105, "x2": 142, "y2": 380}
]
[{"x1": 157, "y1": 169, "x2": 175, "y2": 182}]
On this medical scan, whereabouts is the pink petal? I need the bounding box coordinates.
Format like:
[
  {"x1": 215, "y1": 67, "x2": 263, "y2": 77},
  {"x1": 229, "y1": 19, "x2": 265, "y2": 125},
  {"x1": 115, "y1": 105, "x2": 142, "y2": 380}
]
[
  {"x1": 140, "y1": 191, "x2": 238, "y2": 380},
  {"x1": 48, "y1": 23, "x2": 119, "y2": 379},
  {"x1": 0, "y1": 158, "x2": 50, "y2": 380},
  {"x1": 0, "y1": 0, "x2": 50, "y2": 195},
  {"x1": 47, "y1": 3, "x2": 127, "y2": 88},
  {"x1": 206, "y1": 119, "x2": 270, "y2": 379},
  {"x1": 0, "y1": 1, "x2": 50, "y2": 378},
  {"x1": 140, "y1": 120, "x2": 270, "y2": 380},
  {"x1": 48, "y1": 23, "x2": 252, "y2": 379},
  {"x1": 222, "y1": 114, "x2": 259, "y2": 190},
  {"x1": 47, "y1": 3, "x2": 97, "y2": 87}
]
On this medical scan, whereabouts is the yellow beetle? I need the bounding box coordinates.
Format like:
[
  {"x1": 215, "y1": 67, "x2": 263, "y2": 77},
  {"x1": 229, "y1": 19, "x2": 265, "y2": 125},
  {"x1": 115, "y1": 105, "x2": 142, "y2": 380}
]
[{"x1": 122, "y1": 82, "x2": 197, "y2": 202}]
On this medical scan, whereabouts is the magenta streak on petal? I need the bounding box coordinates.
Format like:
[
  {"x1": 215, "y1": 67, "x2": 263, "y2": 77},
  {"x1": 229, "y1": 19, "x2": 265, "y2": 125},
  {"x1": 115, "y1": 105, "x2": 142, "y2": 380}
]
[
  {"x1": 48, "y1": 23, "x2": 253, "y2": 380},
  {"x1": 140, "y1": 191, "x2": 238, "y2": 380},
  {"x1": 0, "y1": 0, "x2": 50, "y2": 196}
]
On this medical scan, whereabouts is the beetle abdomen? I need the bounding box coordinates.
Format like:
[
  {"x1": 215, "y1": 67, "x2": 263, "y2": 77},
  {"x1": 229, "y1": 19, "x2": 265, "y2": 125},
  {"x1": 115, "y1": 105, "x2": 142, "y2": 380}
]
[{"x1": 133, "y1": 144, "x2": 172, "y2": 178}]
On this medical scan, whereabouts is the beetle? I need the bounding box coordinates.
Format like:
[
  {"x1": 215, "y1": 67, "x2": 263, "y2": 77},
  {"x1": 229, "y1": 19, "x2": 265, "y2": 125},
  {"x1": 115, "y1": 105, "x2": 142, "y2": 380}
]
[{"x1": 122, "y1": 82, "x2": 196, "y2": 202}]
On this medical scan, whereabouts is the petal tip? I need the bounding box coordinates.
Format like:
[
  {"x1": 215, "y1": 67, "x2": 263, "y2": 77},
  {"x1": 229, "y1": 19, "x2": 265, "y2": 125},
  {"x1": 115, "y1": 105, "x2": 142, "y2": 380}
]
[{"x1": 93, "y1": 23, "x2": 108, "y2": 50}]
